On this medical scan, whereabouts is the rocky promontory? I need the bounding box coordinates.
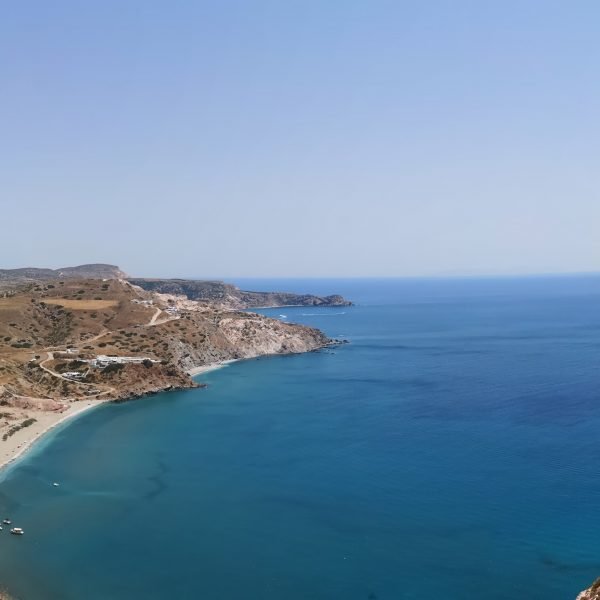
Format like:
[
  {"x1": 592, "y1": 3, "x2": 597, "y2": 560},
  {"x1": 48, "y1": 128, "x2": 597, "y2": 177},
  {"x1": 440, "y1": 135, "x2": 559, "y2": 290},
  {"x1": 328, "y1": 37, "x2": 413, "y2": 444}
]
[
  {"x1": 0, "y1": 277, "x2": 337, "y2": 407},
  {"x1": 128, "y1": 278, "x2": 352, "y2": 309},
  {"x1": 578, "y1": 579, "x2": 600, "y2": 600}
]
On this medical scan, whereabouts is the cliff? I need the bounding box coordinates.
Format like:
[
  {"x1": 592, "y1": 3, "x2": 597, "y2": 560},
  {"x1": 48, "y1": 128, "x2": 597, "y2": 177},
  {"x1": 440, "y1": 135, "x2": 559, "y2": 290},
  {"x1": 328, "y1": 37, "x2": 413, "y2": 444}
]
[
  {"x1": 128, "y1": 278, "x2": 352, "y2": 309},
  {"x1": 578, "y1": 579, "x2": 600, "y2": 599}
]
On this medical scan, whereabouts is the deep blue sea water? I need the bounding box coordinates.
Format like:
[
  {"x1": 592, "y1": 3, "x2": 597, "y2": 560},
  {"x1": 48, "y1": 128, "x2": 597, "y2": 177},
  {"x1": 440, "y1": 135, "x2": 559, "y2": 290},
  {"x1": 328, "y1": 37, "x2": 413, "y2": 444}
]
[{"x1": 0, "y1": 277, "x2": 599, "y2": 599}]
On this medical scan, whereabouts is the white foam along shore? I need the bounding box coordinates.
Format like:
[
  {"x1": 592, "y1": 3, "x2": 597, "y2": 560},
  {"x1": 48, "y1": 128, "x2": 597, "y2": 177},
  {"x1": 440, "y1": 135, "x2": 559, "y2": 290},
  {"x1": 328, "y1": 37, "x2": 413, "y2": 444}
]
[
  {"x1": 0, "y1": 400, "x2": 105, "y2": 475},
  {"x1": 187, "y1": 359, "x2": 239, "y2": 377}
]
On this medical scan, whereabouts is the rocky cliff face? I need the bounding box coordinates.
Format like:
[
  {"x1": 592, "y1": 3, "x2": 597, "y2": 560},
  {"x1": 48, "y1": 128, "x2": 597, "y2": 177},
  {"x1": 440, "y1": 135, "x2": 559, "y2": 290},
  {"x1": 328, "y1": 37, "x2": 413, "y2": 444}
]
[
  {"x1": 578, "y1": 579, "x2": 600, "y2": 599},
  {"x1": 236, "y1": 289, "x2": 350, "y2": 309},
  {"x1": 163, "y1": 311, "x2": 330, "y2": 373},
  {"x1": 128, "y1": 278, "x2": 352, "y2": 309}
]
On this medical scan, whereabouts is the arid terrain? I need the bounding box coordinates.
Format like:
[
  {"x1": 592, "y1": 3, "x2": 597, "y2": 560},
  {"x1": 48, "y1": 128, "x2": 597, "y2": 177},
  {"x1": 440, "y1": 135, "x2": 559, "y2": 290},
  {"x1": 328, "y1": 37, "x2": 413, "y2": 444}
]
[
  {"x1": 0, "y1": 263, "x2": 128, "y2": 291},
  {"x1": 0, "y1": 267, "x2": 346, "y2": 466},
  {"x1": 129, "y1": 277, "x2": 352, "y2": 309}
]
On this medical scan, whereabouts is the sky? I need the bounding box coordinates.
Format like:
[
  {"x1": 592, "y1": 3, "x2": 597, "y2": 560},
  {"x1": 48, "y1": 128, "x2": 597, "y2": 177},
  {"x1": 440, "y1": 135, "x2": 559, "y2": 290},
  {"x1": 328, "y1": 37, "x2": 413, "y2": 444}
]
[{"x1": 1, "y1": 0, "x2": 598, "y2": 278}]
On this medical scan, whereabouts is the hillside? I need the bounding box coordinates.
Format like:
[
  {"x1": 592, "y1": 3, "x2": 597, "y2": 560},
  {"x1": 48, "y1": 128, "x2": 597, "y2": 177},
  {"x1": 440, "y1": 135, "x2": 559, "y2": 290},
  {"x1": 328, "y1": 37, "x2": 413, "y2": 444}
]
[
  {"x1": 0, "y1": 265, "x2": 351, "y2": 309},
  {"x1": 0, "y1": 264, "x2": 126, "y2": 290},
  {"x1": 0, "y1": 278, "x2": 334, "y2": 432},
  {"x1": 128, "y1": 278, "x2": 352, "y2": 309}
]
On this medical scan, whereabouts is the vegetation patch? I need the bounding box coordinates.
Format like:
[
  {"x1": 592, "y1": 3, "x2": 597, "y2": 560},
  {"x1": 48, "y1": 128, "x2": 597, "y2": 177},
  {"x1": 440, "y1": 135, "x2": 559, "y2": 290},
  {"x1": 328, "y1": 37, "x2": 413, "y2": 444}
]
[
  {"x1": 3, "y1": 418, "x2": 37, "y2": 441},
  {"x1": 43, "y1": 299, "x2": 118, "y2": 310}
]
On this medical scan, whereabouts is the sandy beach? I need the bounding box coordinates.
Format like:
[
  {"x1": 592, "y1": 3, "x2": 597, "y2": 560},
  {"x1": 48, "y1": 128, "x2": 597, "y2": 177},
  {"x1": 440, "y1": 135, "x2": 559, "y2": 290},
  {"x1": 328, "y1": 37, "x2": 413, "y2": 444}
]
[
  {"x1": 0, "y1": 400, "x2": 106, "y2": 474},
  {"x1": 0, "y1": 360, "x2": 249, "y2": 473},
  {"x1": 187, "y1": 359, "x2": 239, "y2": 377},
  {"x1": 0, "y1": 360, "x2": 237, "y2": 475}
]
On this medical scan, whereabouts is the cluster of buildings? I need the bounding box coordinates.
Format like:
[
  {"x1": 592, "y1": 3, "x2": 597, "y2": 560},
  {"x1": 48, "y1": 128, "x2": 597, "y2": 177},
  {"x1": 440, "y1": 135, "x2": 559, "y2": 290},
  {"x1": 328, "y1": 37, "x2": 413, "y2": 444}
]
[
  {"x1": 60, "y1": 355, "x2": 160, "y2": 380},
  {"x1": 88, "y1": 355, "x2": 160, "y2": 368},
  {"x1": 63, "y1": 371, "x2": 86, "y2": 380}
]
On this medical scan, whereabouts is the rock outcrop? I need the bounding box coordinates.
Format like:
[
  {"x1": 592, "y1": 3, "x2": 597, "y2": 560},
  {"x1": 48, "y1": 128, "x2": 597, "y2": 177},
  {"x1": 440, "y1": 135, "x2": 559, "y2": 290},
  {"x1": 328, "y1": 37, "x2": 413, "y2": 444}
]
[{"x1": 578, "y1": 579, "x2": 600, "y2": 599}]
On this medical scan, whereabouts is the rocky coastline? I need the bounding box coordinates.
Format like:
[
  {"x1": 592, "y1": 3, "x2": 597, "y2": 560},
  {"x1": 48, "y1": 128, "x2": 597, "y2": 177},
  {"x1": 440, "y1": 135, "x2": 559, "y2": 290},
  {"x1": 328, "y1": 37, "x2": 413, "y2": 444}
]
[
  {"x1": 0, "y1": 266, "x2": 349, "y2": 475},
  {"x1": 128, "y1": 277, "x2": 353, "y2": 309},
  {"x1": 578, "y1": 579, "x2": 600, "y2": 600}
]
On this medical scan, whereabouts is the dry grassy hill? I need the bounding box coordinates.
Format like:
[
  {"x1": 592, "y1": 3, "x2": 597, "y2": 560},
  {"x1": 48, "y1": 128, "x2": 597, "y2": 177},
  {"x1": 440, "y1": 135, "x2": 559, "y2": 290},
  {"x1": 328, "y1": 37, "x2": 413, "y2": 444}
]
[
  {"x1": 0, "y1": 264, "x2": 126, "y2": 290},
  {"x1": 0, "y1": 278, "x2": 332, "y2": 417}
]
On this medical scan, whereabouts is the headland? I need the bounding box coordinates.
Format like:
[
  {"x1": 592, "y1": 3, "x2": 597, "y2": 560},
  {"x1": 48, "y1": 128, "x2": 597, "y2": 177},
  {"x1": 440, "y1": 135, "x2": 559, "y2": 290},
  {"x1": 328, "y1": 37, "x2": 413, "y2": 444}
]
[{"x1": 0, "y1": 264, "x2": 350, "y2": 471}]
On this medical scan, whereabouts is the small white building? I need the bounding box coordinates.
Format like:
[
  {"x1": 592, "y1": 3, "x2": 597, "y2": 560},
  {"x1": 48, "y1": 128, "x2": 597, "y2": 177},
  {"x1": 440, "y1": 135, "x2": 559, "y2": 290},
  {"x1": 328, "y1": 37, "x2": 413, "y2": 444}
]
[
  {"x1": 63, "y1": 371, "x2": 85, "y2": 380},
  {"x1": 90, "y1": 355, "x2": 160, "y2": 368}
]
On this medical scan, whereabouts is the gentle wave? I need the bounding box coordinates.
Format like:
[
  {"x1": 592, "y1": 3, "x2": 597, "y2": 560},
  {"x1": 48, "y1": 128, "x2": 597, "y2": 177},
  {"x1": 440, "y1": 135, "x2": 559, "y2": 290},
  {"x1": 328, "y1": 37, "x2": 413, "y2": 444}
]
[{"x1": 300, "y1": 311, "x2": 347, "y2": 316}]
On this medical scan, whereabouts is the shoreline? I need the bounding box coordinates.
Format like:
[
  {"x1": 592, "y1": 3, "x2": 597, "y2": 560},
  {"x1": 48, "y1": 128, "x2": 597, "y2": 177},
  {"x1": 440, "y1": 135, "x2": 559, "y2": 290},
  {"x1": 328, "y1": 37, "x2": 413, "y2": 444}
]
[
  {"x1": 0, "y1": 399, "x2": 106, "y2": 476},
  {"x1": 187, "y1": 359, "x2": 239, "y2": 377},
  {"x1": 244, "y1": 304, "x2": 351, "y2": 310},
  {"x1": 0, "y1": 345, "x2": 338, "y2": 477},
  {"x1": 0, "y1": 360, "x2": 238, "y2": 476}
]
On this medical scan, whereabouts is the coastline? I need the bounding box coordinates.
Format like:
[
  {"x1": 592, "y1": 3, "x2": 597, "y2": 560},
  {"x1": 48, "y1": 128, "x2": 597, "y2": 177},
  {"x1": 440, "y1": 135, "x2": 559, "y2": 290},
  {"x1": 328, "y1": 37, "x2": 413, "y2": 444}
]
[
  {"x1": 0, "y1": 347, "x2": 335, "y2": 477},
  {"x1": 187, "y1": 359, "x2": 239, "y2": 377},
  {"x1": 245, "y1": 304, "x2": 351, "y2": 310},
  {"x1": 186, "y1": 340, "x2": 339, "y2": 378},
  {"x1": 0, "y1": 399, "x2": 106, "y2": 476},
  {"x1": 0, "y1": 360, "x2": 239, "y2": 476}
]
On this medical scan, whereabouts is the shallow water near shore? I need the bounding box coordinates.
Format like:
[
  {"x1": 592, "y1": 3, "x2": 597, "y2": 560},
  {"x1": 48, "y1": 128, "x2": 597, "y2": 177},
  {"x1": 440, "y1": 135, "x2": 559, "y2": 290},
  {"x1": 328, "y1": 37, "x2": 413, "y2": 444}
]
[{"x1": 0, "y1": 277, "x2": 599, "y2": 599}]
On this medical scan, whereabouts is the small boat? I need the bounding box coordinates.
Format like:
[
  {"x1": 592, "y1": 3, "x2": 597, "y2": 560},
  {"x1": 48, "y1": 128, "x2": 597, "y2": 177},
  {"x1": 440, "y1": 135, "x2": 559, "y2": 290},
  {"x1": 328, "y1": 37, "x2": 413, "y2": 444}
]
[
  {"x1": 2, "y1": 519, "x2": 11, "y2": 525},
  {"x1": 53, "y1": 482, "x2": 59, "y2": 487},
  {"x1": 10, "y1": 528, "x2": 24, "y2": 536}
]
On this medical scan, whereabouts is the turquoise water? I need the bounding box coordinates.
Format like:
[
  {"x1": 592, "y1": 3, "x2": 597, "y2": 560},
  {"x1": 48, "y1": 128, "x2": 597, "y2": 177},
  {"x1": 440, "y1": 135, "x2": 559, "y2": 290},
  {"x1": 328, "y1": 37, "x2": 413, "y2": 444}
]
[{"x1": 0, "y1": 277, "x2": 599, "y2": 599}]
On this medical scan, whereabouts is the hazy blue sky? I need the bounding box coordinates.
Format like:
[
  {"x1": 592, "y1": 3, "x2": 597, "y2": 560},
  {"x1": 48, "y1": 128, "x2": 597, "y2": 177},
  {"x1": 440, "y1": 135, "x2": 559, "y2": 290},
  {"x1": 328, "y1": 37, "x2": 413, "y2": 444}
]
[{"x1": 1, "y1": 1, "x2": 598, "y2": 278}]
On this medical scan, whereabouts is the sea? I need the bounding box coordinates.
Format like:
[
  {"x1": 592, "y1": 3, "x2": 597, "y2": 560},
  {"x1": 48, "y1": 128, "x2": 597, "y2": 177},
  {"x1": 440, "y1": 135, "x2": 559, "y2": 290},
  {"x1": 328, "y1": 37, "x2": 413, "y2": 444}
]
[{"x1": 0, "y1": 276, "x2": 599, "y2": 600}]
